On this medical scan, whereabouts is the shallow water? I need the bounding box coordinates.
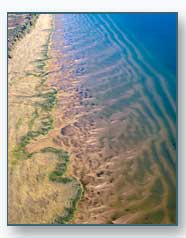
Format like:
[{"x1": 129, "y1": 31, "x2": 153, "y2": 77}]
[{"x1": 50, "y1": 13, "x2": 176, "y2": 224}]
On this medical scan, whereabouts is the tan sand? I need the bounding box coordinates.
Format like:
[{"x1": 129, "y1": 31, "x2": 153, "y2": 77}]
[{"x1": 8, "y1": 14, "x2": 81, "y2": 224}]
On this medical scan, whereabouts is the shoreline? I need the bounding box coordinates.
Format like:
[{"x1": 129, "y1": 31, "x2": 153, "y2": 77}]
[
  {"x1": 8, "y1": 14, "x2": 82, "y2": 224},
  {"x1": 8, "y1": 14, "x2": 39, "y2": 58}
]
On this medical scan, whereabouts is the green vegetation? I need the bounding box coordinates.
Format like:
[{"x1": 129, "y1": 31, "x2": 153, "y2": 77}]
[
  {"x1": 12, "y1": 144, "x2": 33, "y2": 160},
  {"x1": 54, "y1": 182, "x2": 83, "y2": 224},
  {"x1": 37, "y1": 90, "x2": 57, "y2": 111},
  {"x1": 15, "y1": 118, "x2": 22, "y2": 130},
  {"x1": 28, "y1": 110, "x2": 39, "y2": 130},
  {"x1": 8, "y1": 14, "x2": 39, "y2": 58},
  {"x1": 12, "y1": 88, "x2": 57, "y2": 161},
  {"x1": 41, "y1": 146, "x2": 83, "y2": 223},
  {"x1": 9, "y1": 14, "x2": 84, "y2": 225}
]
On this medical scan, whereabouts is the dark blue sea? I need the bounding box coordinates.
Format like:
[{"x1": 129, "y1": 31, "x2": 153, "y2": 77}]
[{"x1": 111, "y1": 13, "x2": 177, "y2": 76}]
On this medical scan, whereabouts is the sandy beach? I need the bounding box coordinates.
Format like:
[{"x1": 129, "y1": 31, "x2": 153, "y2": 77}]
[{"x1": 8, "y1": 14, "x2": 82, "y2": 224}]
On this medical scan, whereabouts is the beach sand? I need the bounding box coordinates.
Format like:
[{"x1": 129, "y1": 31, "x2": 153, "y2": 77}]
[{"x1": 8, "y1": 14, "x2": 82, "y2": 224}]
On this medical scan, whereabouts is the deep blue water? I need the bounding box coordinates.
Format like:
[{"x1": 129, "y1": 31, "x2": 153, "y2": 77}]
[{"x1": 110, "y1": 13, "x2": 177, "y2": 76}]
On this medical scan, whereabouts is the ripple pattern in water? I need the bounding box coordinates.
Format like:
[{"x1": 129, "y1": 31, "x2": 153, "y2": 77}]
[{"x1": 51, "y1": 13, "x2": 176, "y2": 224}]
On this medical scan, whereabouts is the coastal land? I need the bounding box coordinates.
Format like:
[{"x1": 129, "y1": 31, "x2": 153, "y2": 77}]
[
  {"x1": 8, "y1": 13, "x2": 176, "y2": 224},
  {"x1": 8, "y1": 14, "x2": 82, "y2": 224}
]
